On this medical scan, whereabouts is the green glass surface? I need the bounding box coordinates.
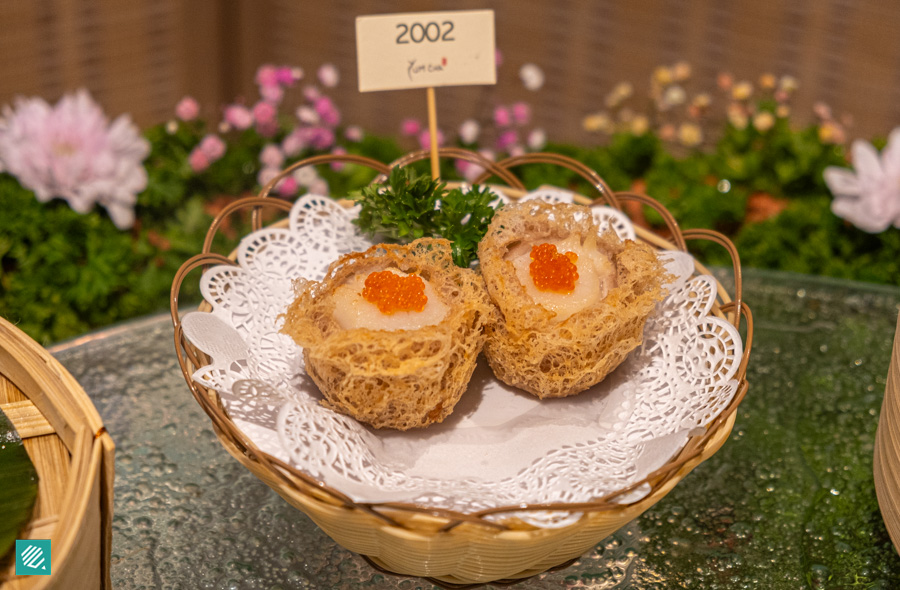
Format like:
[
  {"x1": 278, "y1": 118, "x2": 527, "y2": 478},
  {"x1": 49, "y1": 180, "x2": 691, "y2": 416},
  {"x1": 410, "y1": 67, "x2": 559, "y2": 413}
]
[{"x1": 49, "y1": 268, "x2": 900, "y2": 589}]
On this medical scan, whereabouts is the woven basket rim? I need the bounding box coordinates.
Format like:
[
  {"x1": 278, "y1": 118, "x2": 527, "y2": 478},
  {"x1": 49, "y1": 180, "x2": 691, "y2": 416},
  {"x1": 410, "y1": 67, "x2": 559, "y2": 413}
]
[
  {"x1": 169, "y1": 149, "x2": 754, "y2": 532},
  {"x1": 0, "y1": 316, "x2": 115, "y2": 589}
]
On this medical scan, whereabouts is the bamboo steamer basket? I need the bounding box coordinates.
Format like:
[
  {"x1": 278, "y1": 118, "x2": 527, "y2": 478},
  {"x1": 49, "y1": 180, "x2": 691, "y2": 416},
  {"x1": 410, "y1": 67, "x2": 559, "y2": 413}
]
[
  {"x1": 0, "y1": 317, "x2": 115, "y2": 590},
  {"x1": 874, "y1": 313, "x2": 900, "y2": 550},
  {"x1": 171, "y1": 149, "x2": 753, "y2": 586}
]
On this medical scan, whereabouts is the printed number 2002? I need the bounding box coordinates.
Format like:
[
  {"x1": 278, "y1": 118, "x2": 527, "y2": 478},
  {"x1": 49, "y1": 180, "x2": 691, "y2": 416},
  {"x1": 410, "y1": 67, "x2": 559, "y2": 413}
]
[{"x1": 395, "y1": 21, "x2": 455, "y2": 44}]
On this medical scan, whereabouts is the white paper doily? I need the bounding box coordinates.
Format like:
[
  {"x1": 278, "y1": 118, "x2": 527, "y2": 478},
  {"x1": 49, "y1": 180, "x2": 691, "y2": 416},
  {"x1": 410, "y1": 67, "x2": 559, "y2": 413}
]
[{"x1": 181, "y1": 189, "x2": 743, "y2": 528}]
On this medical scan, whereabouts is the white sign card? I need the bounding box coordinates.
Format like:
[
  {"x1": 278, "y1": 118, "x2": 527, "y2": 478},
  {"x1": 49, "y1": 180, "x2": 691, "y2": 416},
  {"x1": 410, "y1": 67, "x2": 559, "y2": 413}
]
[{"x1": 356, "y1": 10, "x2": 496, "y2": 92}]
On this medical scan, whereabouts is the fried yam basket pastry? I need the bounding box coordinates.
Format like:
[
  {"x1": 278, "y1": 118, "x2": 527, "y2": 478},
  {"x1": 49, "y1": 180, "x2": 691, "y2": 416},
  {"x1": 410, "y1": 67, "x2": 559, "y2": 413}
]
[
  {"x1": 281, "y1": 238, "x2": 494, "y2": 430},
  {"x1": 478, "y1": 201, "x2": 667, "y2": 398}
]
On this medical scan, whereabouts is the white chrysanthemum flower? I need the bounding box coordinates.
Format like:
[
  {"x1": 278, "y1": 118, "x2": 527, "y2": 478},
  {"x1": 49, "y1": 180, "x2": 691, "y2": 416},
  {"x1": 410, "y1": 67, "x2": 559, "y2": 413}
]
[
  {"x1": 519, "y1": 63, "x2": 545, "y2": 91},
  {"x1": 824, "y1": 128, "x2": 900, "y2": 233},
  {"x1": 527, "y1": 128, "x2": 547, "y2": 151},
  {"x1": 458, "y1": 119, "x2": 480, "y2": 144}
]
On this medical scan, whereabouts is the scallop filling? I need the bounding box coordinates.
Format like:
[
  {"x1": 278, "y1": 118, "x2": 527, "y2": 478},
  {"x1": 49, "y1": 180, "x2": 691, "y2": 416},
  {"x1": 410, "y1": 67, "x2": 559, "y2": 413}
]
[
  {"x1": 508, "y1": 234, "x2": 617, "y2": 322},
  {"x1": 331, "y1": 269, "x2": 449, "y2": 331}
]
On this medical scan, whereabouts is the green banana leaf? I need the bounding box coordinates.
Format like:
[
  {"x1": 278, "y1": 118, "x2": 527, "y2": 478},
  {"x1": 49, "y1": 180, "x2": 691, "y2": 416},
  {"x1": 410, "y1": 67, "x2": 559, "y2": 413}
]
[{"x1": 0, "y1": 406, "x2": 39, "y2": 568}]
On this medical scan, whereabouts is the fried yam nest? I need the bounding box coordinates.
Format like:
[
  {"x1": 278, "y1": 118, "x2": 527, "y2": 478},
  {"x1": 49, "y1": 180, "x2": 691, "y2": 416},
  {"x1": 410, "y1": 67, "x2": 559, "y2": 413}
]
[
  {"x1": 478, "y1": 201, "x2": 667, "y2": 398},
  {"x1": 281, "y1": 238, "x2": 494, "y2": 430}
]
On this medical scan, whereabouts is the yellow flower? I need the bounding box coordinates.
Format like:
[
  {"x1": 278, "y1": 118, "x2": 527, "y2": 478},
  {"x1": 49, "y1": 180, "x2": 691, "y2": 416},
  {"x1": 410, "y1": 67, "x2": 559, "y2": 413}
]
[
  {"x1": 779, "y1": 75, "x2": 799, "y2": 92},
  {"x1": 717, "y1": 72, "x2": 734, "y2": 90},
  {"x1": 659, "y1": 123, "x2": 676, "y2": 141},
  {"x1": 732, "y1": 81, "x2": 753, "y2": 101},
  {"x1": 759, "y1": 73, "x2": 777, "y2": 90},
  {"x1": 753, "y1": 111, "x2": 775, "y2": 132},
  {"x1": 605, "y1": 82, "x2": 633, "y2": 108},
  {"x1": 673, "y1": 61, "x2": 692, "y2": 81},
  {"x1": 583, "y1": 112, "x2": 613, "y2": 133},
  {"x1": 727, "y1": 103, "x2": 748, "y2": 129},
  {"x1": 776, "y1": 104, "x2": 791, "y2": 118},
  {"x1": 818, "y1": 121, "x2": 846, "y2": 144},
  {"x1": 630, "y1": 115, "x2": 650, "y2": 135},
  {"x1": 692, "y1": 93, "x2": 712, "y2": 109},
  {"x1": 678, "y1": 122, "x2": 703, "y2": 147},
  {"x1": 653, "y1": 66, "x2": 673, "y2": 86},
  {"x1": 662, "y1": 85, "x2": 687, "y2": 107}
]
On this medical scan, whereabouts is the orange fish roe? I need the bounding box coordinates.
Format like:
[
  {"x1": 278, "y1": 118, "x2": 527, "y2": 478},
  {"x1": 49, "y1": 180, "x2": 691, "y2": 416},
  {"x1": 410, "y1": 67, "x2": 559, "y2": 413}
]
[
  {"x1": 529, "y1": 243, "x2": 579, "y2": 293},
  {"x1": 362, "y1": 271, "x2": 428, "y2": 314}
]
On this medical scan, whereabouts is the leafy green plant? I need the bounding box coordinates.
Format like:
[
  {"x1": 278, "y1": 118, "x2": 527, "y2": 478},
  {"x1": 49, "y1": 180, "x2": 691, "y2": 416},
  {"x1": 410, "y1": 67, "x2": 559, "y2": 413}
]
[
  {"x1": 0, "y1": 171, "x2": 219, "y2": 344},
  {"x1": 352, "y1": 167, "x2": 500, "y2": 267},
  {"x1": 6, "y1": 57, "x2": 900, "y2": 348}
]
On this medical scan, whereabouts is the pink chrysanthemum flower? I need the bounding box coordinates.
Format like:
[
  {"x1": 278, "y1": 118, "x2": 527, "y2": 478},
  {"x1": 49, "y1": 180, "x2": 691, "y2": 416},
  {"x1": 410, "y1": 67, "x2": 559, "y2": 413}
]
[
  {"x1": 401, "y1": 118, "x2": 421, "y2": 137},
  {"x1": 276, "y1": 66, "x2": 298, "y2": 86},
  {"x1": 496, "y1": 129, "x2": 519, "y2": 151},
  {"x1": 175, "y1": 96, "x2": 199, "y2": 121},
  {"x1": 296, "y1": 105, "x2": 319, "y2": 125},
  {"x1": 282, "y1": 129, "x2": 307, "y2": 157},
  {"x1": 417, "y1": 128, "x2": 445, "y2": 151},
  {"x1": 259, "y1": 84, "x2": 284, "y2": 104},
  {"x1": 257, "y1": 166, "x2": 280, "y2": 187},
  {"x1": 255, "y1": 65, "x2": 280, "y2": 89},
  {"x1": 0, "y1": 89, "x2": 149, "y2": 229},
  {"x1": 277, "y1": 175, "x2": 299, "y2": 197},
  {"x1": 314, "y1": 96, "x2": 340, "y2": 127},
  {"x1": 303, "y1": 85, "x2": 321, "y2": 102},
  {"x1": 252, "y1": 101, "x2": 278, "y2": 137},
  {"x1": 493, "y1": 106, "x2": 512, "y2": 128},
  {"x1": 330, "y1": 146, "x2": 347, "y2": 171},
  {"x1": 198, "y1": 134, "x2": 226, "y2": 160},
  {"x1": 188, "y1": 147, "x2": 210, "y2": 172},
  {"x1": 224, "y1": 105, "x2": 253, "y2": 130},
  {"x1": 310, "y1": 127, "x2": 335, "y2": 150},
  {"x1": 317, "y1": 64, "x2": 340, "y2": 88},
  {"x1": 259, "y1": 144, "x2": 284, "y2": 169},
  {"x1": 511, "y1": 102, "x2": 531, "y2": 125},
  {"x1": 344, "y1": 125, "x2": 364, "y2": 142}
]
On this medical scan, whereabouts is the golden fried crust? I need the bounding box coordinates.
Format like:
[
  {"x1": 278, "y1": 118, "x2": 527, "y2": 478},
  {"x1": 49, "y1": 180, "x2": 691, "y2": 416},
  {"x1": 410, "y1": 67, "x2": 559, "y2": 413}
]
[
  {"x1": 477, "y1": 201, "x2": 667, "y2": 398},
  {"x1": 281, "y1": 238, "x2": 495, "y2": 430}
]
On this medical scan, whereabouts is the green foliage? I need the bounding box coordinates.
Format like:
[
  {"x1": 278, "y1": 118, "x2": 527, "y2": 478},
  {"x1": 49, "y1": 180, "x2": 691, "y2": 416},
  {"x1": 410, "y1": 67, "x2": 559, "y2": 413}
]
[
  {"x1": 0, "y1": 174, "x2": 212, "y2": 344},
  {"x1": 3, "y1": 110, "x2": 899, "y2": 345},
  {"x1": 352, "y1": 167, "x2": 500, "y2": 267},
  {"x1": 734, "y1": 197, "x2": 900, "y2": 284},
  {"x1": 714, "y1": 109, "x2": 846, "y2": 197},
  {"x1": 645, "y1": 152, "x2": 750, "y2": 233}
]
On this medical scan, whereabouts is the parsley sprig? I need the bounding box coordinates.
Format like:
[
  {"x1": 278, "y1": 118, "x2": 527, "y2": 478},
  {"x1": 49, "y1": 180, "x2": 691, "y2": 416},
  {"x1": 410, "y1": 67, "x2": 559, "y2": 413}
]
[{"x1": 352, "y1": 167, "x2": 501, "y2": 267}]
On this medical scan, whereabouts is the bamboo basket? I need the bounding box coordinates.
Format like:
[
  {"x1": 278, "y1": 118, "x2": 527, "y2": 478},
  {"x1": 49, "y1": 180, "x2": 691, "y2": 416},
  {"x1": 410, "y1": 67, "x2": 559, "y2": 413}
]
[
  {"x1": 874, "y1": 312, "x2": 900, "y2": 550},
  {"x1": 171, "y1": 149, "x2": 753, "y2": 586},
  {"x1": 0, "y1": 317, "x2": 115, "y2": 590}
]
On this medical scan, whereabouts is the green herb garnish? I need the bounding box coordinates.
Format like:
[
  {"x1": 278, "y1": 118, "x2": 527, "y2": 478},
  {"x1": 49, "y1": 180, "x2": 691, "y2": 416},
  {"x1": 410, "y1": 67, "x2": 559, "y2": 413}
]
[{"x1": 352, "y1": 167, "x2": 501, "y2": 267}]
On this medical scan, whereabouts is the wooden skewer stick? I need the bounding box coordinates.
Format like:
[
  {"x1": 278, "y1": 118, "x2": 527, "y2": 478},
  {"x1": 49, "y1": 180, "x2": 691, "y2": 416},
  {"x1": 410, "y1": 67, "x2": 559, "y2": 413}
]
[{"x1": 426, "y1": 87, "x2": 440, "y2": 180}]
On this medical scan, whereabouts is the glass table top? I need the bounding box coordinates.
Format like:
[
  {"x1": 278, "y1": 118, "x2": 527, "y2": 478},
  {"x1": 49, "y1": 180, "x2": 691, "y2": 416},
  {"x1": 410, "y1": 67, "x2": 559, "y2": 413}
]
[{"x1": 48, "y1": 267, "x2": 900, "y2": 589}]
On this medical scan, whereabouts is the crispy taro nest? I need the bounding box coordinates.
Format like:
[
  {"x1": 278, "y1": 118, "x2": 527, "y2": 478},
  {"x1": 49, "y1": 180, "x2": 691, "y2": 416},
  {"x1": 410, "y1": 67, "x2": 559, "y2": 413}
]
[
  {"x1": 281, "y1": 238, "x2": 495, "y2": 430},
  {"x1": 477, "y1": 201, "x2": 668, "y2": 399}
]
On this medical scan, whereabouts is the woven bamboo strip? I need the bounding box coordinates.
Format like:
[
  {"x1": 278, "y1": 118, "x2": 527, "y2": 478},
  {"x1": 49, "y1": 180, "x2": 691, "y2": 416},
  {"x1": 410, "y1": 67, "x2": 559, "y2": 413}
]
[
  {"x1": 0, "y1": 316, "x2": 114, "y2": 590},
  {"x1": 875, "y1": 313, "x2": 900, "y2": 550},
  {"x1": 0, "y1": 401, "x2": 53, "y2": 439}
]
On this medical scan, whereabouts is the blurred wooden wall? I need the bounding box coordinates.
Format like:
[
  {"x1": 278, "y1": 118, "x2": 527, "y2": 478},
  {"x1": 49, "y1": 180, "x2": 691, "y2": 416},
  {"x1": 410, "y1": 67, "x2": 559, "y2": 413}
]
[{"x1": 1, "y1": 0, "x2": 899, "y2": 144}]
